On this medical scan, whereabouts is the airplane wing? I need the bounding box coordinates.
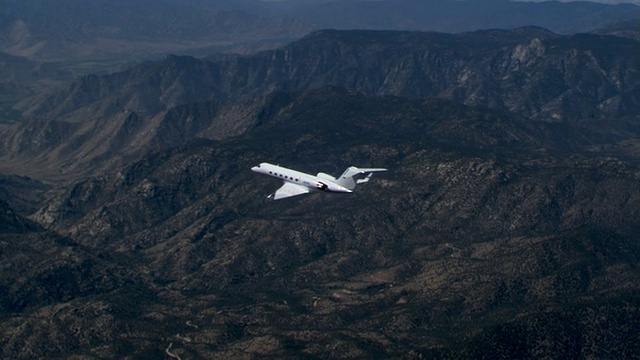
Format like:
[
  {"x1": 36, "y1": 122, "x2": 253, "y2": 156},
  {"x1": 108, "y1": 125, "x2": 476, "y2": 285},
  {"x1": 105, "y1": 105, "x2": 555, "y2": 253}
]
[{"x1": 270, "y1": 182, "x2": 311, "y2": 200}]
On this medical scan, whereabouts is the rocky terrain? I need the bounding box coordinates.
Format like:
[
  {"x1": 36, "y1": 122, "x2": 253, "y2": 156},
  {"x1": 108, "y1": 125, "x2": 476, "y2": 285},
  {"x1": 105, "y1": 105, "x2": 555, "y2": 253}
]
[
  {"x1": 0, "y1": 25, "x2": 639, "y2": 358},
  {"x1": 2, "y1": 28, "x2": 638, "y2": 180}
]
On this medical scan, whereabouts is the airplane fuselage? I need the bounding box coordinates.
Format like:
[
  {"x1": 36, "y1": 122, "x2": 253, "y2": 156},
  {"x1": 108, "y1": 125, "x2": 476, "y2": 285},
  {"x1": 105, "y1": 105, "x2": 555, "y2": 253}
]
[{"x1": 251, "y1": 162, "x2": 352, "y2": 193}]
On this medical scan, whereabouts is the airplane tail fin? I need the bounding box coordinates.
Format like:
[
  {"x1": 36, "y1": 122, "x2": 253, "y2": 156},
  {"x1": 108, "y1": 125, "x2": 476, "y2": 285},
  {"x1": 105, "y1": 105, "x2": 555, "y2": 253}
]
[{"x1": 335, "y1": 166, "x2": 387, "y2": 190}]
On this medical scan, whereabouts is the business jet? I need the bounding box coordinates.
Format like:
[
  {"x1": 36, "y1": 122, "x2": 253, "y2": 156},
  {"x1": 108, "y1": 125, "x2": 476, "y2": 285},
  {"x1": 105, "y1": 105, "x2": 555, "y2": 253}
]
[{"x1": 251, "y1": 162, "x2": 387, "y2": 200}]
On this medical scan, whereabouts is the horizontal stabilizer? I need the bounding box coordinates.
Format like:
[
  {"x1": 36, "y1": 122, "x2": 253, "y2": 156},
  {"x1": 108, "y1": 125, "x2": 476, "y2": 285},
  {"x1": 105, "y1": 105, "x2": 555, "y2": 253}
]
[
  {"x1": 355, "y1": 167, "x2": 388, "y2": 173},
  {"x1": 356, "y1": 173, "x2": 373, "y2": 184}
]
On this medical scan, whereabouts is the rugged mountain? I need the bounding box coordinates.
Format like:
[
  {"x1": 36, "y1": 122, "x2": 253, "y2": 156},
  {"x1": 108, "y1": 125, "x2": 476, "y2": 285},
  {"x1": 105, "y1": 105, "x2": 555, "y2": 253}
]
[
  {"x1": 1, "y1": 89, "x2": 291, "y2": 179},
  {"x1": 0, "y1": 198, "x2": 163, "y2": 358},
  {"x1": 0, "y1": 199, "x2": 40, "y2": 234},
  {"x1": 2, "y1": 28, "x2": 638, "y2": 180},
  {"x1": 1, "y1": 22, "x2": 639, "y2": 358},
  {"x1": 0, "y1": 174, "x2": 49, "y2": 215},
  {"x1": 16, "y1": 27, "x2": 640, "y2": 122},
  {"x1": 31, "y1": 88, "x2": 555, "y2": 242},
  {"x1": 7, "y1": 87, "x2": 638, "y2": 358}
]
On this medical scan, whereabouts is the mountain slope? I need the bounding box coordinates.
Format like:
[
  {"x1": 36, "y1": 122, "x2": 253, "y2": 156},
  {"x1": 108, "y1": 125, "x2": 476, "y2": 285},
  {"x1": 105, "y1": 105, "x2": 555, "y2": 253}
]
[
  {"x1": 1, "y1": 24, "x2": 639, "y2": 357},
  {"x1": 13, "y1": 87, "x2": 640, "y2": 358},
  {"x1": 19, "y1": 28, "x2": 638, "y2": 121},
  {"x1": 2, "y1": 28, "x2": 638, "y2": 180},
  {"x1": 0, "y1": 199, "x2": 164, "y2": 358}
]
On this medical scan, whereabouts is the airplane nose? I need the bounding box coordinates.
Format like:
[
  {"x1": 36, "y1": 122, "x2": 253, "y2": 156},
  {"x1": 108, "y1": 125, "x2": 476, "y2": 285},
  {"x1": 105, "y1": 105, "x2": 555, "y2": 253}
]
[{"x1": 251, "y1": 166, "x2": 259, "y2": 172}]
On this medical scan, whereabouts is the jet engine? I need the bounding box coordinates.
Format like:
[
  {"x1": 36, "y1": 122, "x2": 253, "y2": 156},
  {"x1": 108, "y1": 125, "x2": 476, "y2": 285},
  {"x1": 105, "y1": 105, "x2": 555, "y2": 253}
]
[
  {"x1": 315, "y1": 181, "x2": 352, "y2": 193},
  {"x1": 315, "y1": 182, "x2": 329, "y2": 190}
]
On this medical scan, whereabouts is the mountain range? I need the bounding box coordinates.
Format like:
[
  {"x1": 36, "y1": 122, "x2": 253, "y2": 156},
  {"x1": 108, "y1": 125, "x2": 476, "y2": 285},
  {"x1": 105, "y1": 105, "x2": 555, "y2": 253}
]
[
  {"x1": 2, "y1": 84, "x2": 639, "y2": 357},
  {"x1": 0, "y1": 15, "x2": 639, "y2": 360},
  {"x1": 2, "y1": 0, "x2": 638, "y2": 130},
  {"x1": 1, "y1": 0, "x2": 639, "y2": 61},
  {"x1": 2, "y1": 27, "x2": 638, "y2": 180}
]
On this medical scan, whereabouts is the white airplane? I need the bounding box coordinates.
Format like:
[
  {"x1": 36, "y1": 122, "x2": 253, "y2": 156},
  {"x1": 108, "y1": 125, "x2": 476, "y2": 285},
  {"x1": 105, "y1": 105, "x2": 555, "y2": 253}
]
[{"x1": 251, "y1": 162, "x2": 387, "y2": 200}]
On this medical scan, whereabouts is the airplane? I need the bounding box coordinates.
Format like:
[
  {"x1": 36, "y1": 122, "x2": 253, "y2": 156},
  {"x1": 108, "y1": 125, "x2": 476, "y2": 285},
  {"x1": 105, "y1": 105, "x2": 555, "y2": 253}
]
[{"x1": 251, "y1": 162, "x2": 387, "y2": 200}]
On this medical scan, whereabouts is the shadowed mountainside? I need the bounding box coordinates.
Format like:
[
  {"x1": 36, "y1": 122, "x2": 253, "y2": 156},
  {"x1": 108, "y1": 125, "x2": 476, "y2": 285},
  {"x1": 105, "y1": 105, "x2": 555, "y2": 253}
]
[
  {"x1": 0, "y1": 87, "x2": 635, "y2": 358},
  {"x1": 2, "y1": 28, "x2": 638, "y2": 180},
  {"x1": 16, "y1": 28, "x2": 639, "y2": 121},
  {"x1": 0, "y1": 174, "x2": 49, "y2": 215},
  {"x1": 0, "y1": 199, "x2": 160, "y2": 359}
]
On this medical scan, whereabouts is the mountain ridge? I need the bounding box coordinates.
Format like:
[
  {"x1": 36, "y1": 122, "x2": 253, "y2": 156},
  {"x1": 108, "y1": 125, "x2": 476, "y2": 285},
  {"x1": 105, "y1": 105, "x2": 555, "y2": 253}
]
[
  {"x1": 0, "y1": 21, "x2": 639, "y2": 358},
  {"x1": 2, "y1": 28, "x2": 637, "y2": 180},
  {"x1": 17, "y1": 28, "x2": 638, "y2": 121}
]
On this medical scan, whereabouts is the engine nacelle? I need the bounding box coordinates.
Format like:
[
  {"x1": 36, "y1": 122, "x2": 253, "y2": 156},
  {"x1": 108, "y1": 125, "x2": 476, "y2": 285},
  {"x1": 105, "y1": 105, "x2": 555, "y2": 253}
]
[
  {"x1": 315, "y1": 182, "x2": 329, "y2": 190},
  {"x1": 316, "y1": 180, "x2": 352, "y2": 193}
]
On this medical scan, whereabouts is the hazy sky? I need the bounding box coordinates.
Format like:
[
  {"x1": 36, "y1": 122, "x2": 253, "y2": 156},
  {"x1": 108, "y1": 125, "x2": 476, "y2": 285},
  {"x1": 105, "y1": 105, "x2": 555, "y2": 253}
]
[
  {"x1": 258, "y1": 0, "x2": 640, "y2": 5},
  {"x1": 265, "y1": 0, "x2": 640, "y2": 4},
  {"x1": 515, "y1": 0, "x2": 640, "y2": 4}
]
